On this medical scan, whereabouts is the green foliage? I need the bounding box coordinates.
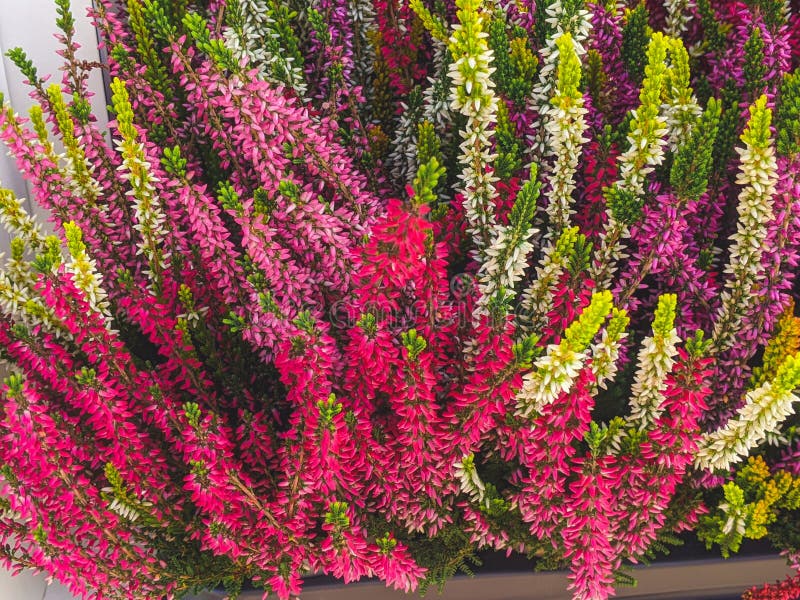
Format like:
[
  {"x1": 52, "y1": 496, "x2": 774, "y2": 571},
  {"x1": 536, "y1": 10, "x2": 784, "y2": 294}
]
[
  {"x1": 700, "y1": 457, "x2": 800, "y2": 557},
  {"x1": 686, "y1": 329, "x2": 712, "y2": 358},
  {"x1": 127, "y1": 1, "x2": 171, "y2": 92},
  {"x1": 292, "y1": 310, "x2": 317, "y2": 334},
  {"x1": 222, "y1": 311, "x2": 247, "y2": 334},
  {"x1": 584, "y1": 49, "x2": 609, "y2": 119},
  {"x1": 356, "y1": 312, "x2": 377, "y2": 338},
  {"x1": 217, "y1": 181, "x2": 242, "y2": 214},
  {"x1": 253, "y1": 187, "x2": 277, "y2": 217},
  {"x1": 69, "y1": 93, "x2": 92, "y2": 125},
  {"x1": 564, "y1": 291, "x2": 614, "y2": 352},
  {"x1": 747, "y1": 0, "x2": 788, "y2": 29},
  {"x1": 696, "y1": 0, "x2": 728, "y2": 54},
  {"x1": 776, "y1": 70, "x2": 800, "y2": 157},
  {"x1": 512, "y1": 334, "x2": 542, "y2": 371},
  {"x1": 265, "y1": 1, "x2": 303, "y2": 73},
  {"x1": 621, "y1": 3, "x2": 650, "y2": 86},
  {"x1": 751, "y1": 303, "x2": 800, "y2": 387},
  {"x1": 401, "y1": 329, "x2": 428, "y2": 361},
  {"x1": 32, "y1": 236, "x2": 63, "y2": 274},
  {"x1": 102, "y1": 463, "x2": 160, "y2": 526},
  {"x1": 639, "y1": 531, "x2": 685, "y2": 565},
  {"x1": 410, "y1": 0, "x2": 449, "y2": 42},
  {"x1": 412, "y1": 158, "x2": 446, "y2": 207},
  {"x1": 324, "y1": 501, "x2": 350, "y2": 530},
  {"x1": 9, "y1": 238, "x2": 24, "y2": 262},
  {"x1": 4, "y1": 373, "x2": 24, "y2": 397},
  {"x1": 318, "y1": 394, "x2": 343, "y2": 431},
  {"x1": 742, "y1": 94, "x2": 773, "y2": 151},
  {"x1": 54, "y1": 0, "x2": 75, "y2": 35},
  {"x1": 743, "y1": 26, "x2": 767, "y2": 98},
  {"x1": 162, "y1": 146, "x2": 188, "y2": 177},
  {"x1": 306, "y1": 8, "x2": 331, "y2": 47},
  {"x1": 63, "y1": 221, "x2": 86, "y2": 258},
  {"x1": 142, "y1": 0, "x2": 178, "y2": 40},
  {"x1": 565, "y1": 230, "x2": 593, "y2": 279},
  {"x1": 711, "y1": 80, "x2": 744, "y2": 178},
  {"x1": 488, "y1": 17, "x2": 538, "y2": 106},
  {"x1": 6, "y1": 48, "x2": 40, "y2": 87},
  {"x1": 183, "y1": 401, "x2": 202, "y2": 429},
  {"x1": 410, "y1": 522, "x2": 483, "y2": 595},
  {"x1": 417, "y1": 121, "x2": 443, "y2": 167},
  {"x1": 605, "y1": 186, "x2": 643, "y2": 225},
  {"x1": 183, "y1": 13, "x2": 238, "y2": 72},
  {"x1": 670, "y1": 97, "x2": 721, "y2": 200},
  {"x1": 495, "y1": 101, "x2": 523, "y2": 180},
  {"x1": 554, "y1": 33, "x2": 583, "y2": 105},
  {"x1": 510, "y1": 174, "x2": 540, "y2": 231}
]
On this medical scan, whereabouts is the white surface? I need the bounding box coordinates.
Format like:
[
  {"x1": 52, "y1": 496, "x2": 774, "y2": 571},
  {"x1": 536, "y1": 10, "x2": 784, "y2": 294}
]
[{"x1": 0, "y1": 1, "x2": 103, "y2": 599}]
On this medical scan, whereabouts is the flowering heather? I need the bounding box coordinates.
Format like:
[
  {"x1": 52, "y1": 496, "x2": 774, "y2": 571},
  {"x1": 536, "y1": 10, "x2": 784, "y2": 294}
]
[{"x1": 0, "y1": 1, "x2": 798, "y2": 599}]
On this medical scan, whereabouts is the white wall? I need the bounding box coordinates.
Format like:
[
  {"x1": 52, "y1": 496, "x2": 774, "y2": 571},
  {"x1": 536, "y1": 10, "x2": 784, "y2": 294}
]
[{"x1": 0, "y1": 2, "x2": 104, "y2": 598}]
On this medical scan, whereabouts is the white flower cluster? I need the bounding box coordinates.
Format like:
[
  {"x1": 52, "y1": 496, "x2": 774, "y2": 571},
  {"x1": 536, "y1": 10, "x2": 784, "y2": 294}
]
[
  {"x1": 348, "y1": 0, "x2": 377, "y2": 87},
  {"x1": 63, "y1": 222, "x2": 112, "y2": 325},
  {"x1": 0, "y1": 191, "x2": 45, "y2": 251},
  {"x1": 516, "y1": 342, "x2": 586, "y2": 418},
  {"x1": 389, "y1": 95, "x2": 424, "y2": 186},
  {"x1": 517, "y1": 226, "x2": 576, "y2": 337},
  {"x1": 448, "y1": 0, "x2": 500, "y2": 254},
  {"x1": 116, "y1": 147, "x2": 170, "y2": 293},
  {"x1": 516, "y1": 291, "x2": 613, "y2": 417},
  {"x1": 626, "y1": 327, "x2": 680, "y2": 429},
  {"x1": 477, "y1": 221, "x2": 537, "y2": 305},
  {"x1": 424, "y1": 41, "x2": 454, "y2": 148},
  {"x1": 664, "y1": 0, "x2": 694, "y2": 39},
  {"x1": 223, "y1": 0, "x2": 306, "y2": 96},
  {"x1": 544, "y1": 34, "x2": 589, "y2": 233},
  {"x1": 615, "y1": 119, "x2": 668, "y2": 201},
  {"x1": 713, "y1": 95, "x2": 778, "y2": 352},
  {"x1": 662, "y1": 40, "x2": 701, "y2": 152},
  {"x1": 695, "y1": 354, "x2": 800, "y2": 471},
  {"x1": 589, "y1": 310, "x2": 629, "y2": 393},
  {"x1": 0, "y1": 269, "x2": 61, "y2": 336},
  {"x1": 527, "y1": 0, "x2": 591, "y2": 161},
  {"x1": 0, "y1": 190, "x2": 65, "y2": 336},
  {"x1": 454, "y1": 453, "x2": 486, "y2": 505}
]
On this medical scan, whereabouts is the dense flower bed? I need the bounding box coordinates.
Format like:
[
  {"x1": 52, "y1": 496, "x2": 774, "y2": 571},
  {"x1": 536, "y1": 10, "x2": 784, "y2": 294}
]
[{"x1": 0, "y1": 1, "x2": 798, "y2": 599}]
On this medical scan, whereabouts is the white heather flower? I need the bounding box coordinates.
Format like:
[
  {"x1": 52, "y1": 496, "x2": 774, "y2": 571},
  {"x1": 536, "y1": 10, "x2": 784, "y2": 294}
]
[
  {"x1": 223, "y1": 0, "x2": 306, "y2": 96},
  {"x1": 515, "y1": 292, "x2": 613, "y2": 416},
  {"x1": 454, "y1": 453, "x2": 486, "y2": 504},
  {"x1": 423, "y1": 41, "x2": 455, "y2": 154},
  {"x1": 527, "y1": 0, "x2": 591, "y2": 161},
  {"x1": 696, "y1": 354, "x2": 800, "y2": 471},
  {"x1": 544, "y1": 33, "x2": 589, "y2": 233},
  {"x1": 516, "y1": 344, "x2": 586, "y2": 417},
  {"x1": 589, "y1": 309, "x2": 630, "y2": 392},
  {"x1": 448, "y1": 0, "x2": 500, "y2": 254},
  {"x1": 63, "y1": 221, "x2": 112, "y2": 326},
  {"x1": 626, "y1": 329, "x2": 680, "y2": 427},
  {"x1": 664, "y1": 0, "x2": 695, "y2": 38},
  {"x1": 389, "y1": 94, "x2": 424, "y2": 186},
  {"x1": 476, "y1": 179, "x2": 539, "y2": 314},
  {"x1": 517, "y1": 226, "x2": 577, "y2": 338},
  {"x1": 713, "y1": 95, "x2": 778, "y2": 352},
  {"x1": 590, "y1": 33, "x2": 671, "y2": 288}
]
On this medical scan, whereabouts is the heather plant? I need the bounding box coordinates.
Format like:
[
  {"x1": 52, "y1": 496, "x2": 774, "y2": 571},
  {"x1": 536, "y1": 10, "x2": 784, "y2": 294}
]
[{"x1": 0, "y1": 1, "x2": 798, "y2": 600}]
